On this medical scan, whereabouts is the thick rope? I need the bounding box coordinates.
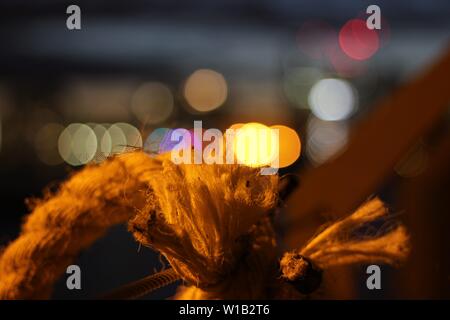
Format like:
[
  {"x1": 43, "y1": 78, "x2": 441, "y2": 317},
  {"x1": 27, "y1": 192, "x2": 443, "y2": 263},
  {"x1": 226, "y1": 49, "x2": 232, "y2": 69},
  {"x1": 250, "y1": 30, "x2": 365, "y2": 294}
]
[
  {"x1": 0, "y1": 152, "x2": 161, "y2": 299},
  {"x1": 0, "y1": 150, "x2": 409, "y2": 300},
  {"x1": 0, "y1": 151, "x2": 279, "y2": 299}
]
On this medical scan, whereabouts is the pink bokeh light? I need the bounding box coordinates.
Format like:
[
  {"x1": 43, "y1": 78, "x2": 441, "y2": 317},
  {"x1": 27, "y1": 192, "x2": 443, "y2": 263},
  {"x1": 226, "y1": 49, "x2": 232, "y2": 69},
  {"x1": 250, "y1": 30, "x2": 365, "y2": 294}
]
[{"x1": 339, "y1": 19, "x2": 380, "y2": 60}]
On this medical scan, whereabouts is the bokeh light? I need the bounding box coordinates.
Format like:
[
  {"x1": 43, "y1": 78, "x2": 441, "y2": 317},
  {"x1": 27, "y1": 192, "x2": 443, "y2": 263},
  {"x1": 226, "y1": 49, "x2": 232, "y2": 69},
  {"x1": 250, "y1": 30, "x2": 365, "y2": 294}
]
[
  {"x1": 327, "y1": 44, "x2": 367, "y2": 77},
  {"x1": 35, "y1": 123, "x2": 64, "y2": 165},
  {"x1": 234, "y1": 122, "x2": 278, "y2": 168},
  {"x1": 354, "y1": 11, "x2": 391, "y2": 48},
  {"x1": 144, "y1": 127, "x2": 170, "y2": 155},
  {"x1": 143, "y1": 127, "x2": 191, "y2": 155},
  {"x1": 59, "y1": 80, "x2": 132, "y2": 121},
  {"x1": 270, "y1": 125, "x2": 301, "y2": 168},
  {"x1": 306, "y1": 117, "x2": 349, "y2": 166},
  {"x1": 131, "y1": 82, "x2": 174, "y2": 124},
  {"x1": 158, "y1": 129, "x2": 180, "y2": 153},
  {"x1": 228, "y1": 123, "x2": 244, "y2": 131},
  {"x1": 57, "y1": 122, "x2": 142, "y2": 166},
  {"x1": 91, "y1": 124, "x2": 112, "y2": 162},
  {"x1": 107, "y1": 124, "x2": 127, "y2": 155},
  {"x1": 184, "y1": 69, "x2": 228, "y2": 112},
  {"x1": 308, "y1": 78, "x2": 357, "y2": 121},
  {"x1": 58, "y1": 123, "x2": 97, "y2": 166},
  {"x1": 339, "y1": 19, "x2": 379, "y2": 60},
  {"x1": 225, "y1": 123, "x2": 245, "y2": 164},
  {"x1": 109, "y1": 123, "x2": 142, "y2": 153},
  {"x1": 26, "y1": 107, "x2": 62, "y2": 145},
  {"x1": 283, "y1": 67, "x2": 324, "y2": 109}
]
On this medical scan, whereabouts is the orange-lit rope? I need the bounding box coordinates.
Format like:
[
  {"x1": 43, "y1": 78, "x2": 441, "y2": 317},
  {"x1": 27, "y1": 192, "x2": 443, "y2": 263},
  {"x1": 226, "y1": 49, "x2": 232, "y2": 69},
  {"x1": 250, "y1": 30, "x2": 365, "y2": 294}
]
[
  {"x1": 0, "y1": 151, "x2": 410, "y2": 300},
  {"x1": 0, "y1": 152, "x2": 160, "y2": 299},
  {"x1": 280, "y1": 198, "x2": 410, "y2": 293}
]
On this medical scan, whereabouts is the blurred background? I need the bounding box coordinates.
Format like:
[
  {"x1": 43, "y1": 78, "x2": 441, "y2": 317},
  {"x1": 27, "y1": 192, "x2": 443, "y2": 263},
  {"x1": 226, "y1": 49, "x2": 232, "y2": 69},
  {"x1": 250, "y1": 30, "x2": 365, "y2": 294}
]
[{"x1": 0, "y1": 0, "x2": 449, "y2": 299}]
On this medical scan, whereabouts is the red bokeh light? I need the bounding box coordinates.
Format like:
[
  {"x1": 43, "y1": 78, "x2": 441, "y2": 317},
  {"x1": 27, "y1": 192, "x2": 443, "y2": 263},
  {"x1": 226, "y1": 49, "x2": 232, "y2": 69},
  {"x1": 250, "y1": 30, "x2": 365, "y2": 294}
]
[
  {"x1": 339, "y1": 19, "x2": 379, "y2": 60},
  {"x1": 328, "y1": 45, "x2": 367, "y2": 77}
]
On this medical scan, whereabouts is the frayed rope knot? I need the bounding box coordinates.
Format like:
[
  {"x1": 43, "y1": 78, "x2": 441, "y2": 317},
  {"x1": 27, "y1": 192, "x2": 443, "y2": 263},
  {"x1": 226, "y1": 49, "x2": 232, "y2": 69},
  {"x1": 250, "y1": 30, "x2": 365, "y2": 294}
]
[
  {"x1": 280, "y1": 198, "x2": 410, "y2": 294},
  {"x1": 128, "y1": 155, "x2": 279, "y2": 299},
  {"x1": 279, "y1": 253, "x2": 322, "y2": 294}
]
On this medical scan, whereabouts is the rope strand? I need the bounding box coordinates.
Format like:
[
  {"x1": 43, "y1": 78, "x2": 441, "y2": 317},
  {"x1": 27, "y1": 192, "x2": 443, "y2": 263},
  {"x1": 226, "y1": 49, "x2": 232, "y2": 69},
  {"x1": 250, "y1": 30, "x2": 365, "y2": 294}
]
[
  {"x1": 100, "y1": 268, "x2": 180, "y2": 300},
  {"x1": 0, "y1": 152, "x2": 161, "y2": 299},
  {"x1": 280, "y1": 198, "x2": 410, "y2": 290}
]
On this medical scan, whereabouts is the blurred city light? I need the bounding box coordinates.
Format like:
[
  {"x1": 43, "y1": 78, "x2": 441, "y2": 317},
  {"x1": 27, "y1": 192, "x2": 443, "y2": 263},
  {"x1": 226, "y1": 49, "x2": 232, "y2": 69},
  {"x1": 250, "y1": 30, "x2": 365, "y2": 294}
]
[
  {"x1": 131, "y1": 82, "x2": 174, "y2": 124},
  {"x1": 339, "y1": 19, "x2": 380, "y2": 61},
  {"x1": 58, "y1": 123, "x2": 97, "y2": 166},
  {"x1": 106, "y1": 124, "x2": 127, "y2": 155},
  {"x1": 308, "y1": 78, "x2": 357, "y2": 121},
  {"x1": 143, "y1": 127, "x2": 185, "y2": 155},
  {"x1": 91, "y1": 124, "x2": 112, "y2": 162},
  {"x1": 306, "y1": 117, "x2": 349, "y2": 166},
  {"x1": 26, "y1": 107, "x2": 62, "y2": 145},
  {"x1": 35, "y1": 123, "x2": 64, "y2": 165},
  {"x1": 234, "y1": 122, "x2": 278, "y2": 168},
  {"x1": 143, "y1": 128, "x2": 170, "y2": 155},
  {"x1": 228, "y1": 123, "x2": 244, "y2": 131},
  {"x1": 59, "y1": 80, "x2": 132, "y2": 121},
  {"x1": 109, "y1": 123, "x2": 142, "y2": 153},
  {"x1": 57, "y1": 122, "x2": 142, "y2": 166},
  {"x1": 328, "y1": 44, "x2": 367, "y2": 77},
  {"x1": 283, "y1": 67, "x2": 324, "y2": 109},
  {"x1": 184, "y1": 69, "x2": 228, "y2": 112},
  {"x1": 270, "y1": 125, "x2": 301, "y2": 168}
]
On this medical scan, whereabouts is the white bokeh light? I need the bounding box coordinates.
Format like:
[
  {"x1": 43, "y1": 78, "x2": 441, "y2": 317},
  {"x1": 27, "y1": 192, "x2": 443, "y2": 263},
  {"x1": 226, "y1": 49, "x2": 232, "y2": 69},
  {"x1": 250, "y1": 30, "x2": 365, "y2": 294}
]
[
  {"x1": 108, "y1": 123, "x2": 142, "y2": 154},
  {"x1": 58, "y1": 123, "x2": 97, "y2": 166},
  {"x1": 306, "y1": 117, "x2": 349, "y2": 166},
  {"x1": 308, "y1": 78, "x2": 357, "y2": 121}
]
